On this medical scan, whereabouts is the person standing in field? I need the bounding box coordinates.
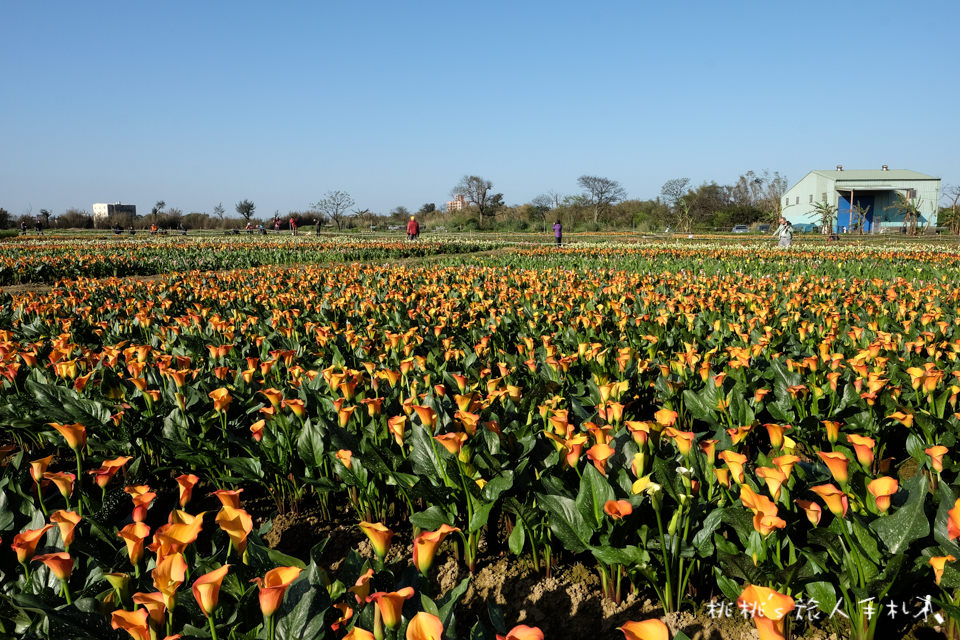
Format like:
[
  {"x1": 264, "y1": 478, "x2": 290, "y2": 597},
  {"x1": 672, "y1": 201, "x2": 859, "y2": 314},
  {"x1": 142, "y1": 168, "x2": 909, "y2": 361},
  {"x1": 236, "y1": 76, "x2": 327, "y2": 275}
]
[
  {"x1": 290, "y1": 217, "x2": 297, "y2": 236},
  {"x1": 773, "y1": 217, "x2": 793, "y2": 248},
  {"x1": 407, "y1": 216, "x2": 420, "y2": 240},
  {"x1": 553, "y1": 219, "x2": 563, "y2": 246}
]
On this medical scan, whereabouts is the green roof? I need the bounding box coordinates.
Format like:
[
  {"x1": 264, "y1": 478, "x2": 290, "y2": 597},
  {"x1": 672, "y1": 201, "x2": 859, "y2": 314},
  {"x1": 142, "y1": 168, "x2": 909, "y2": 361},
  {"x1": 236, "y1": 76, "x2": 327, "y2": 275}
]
[{"x1": 811, "y1": 169, "x2": 938, "y2": 181}]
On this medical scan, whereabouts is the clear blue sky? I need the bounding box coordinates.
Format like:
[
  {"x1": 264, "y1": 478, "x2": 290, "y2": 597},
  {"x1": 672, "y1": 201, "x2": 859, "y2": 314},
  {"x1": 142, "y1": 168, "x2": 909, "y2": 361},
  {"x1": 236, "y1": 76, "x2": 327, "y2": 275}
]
[{"x1": 2, "y1": 1, "x2": 957, "y2": 218}]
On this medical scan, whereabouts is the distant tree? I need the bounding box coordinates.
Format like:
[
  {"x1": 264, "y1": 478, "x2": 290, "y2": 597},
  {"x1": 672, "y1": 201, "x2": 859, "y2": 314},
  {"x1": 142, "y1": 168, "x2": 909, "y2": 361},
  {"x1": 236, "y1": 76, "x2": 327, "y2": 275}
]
[
  {"x1": 354, "y1": 208, "x2": 376, "y2": 229},
  {"x1": 530, "y1": 194, "x2": 554, "y2": 232},
  {"x1": 418, "y1": 203, "x2": 436, "y2": 215},
  {"x1": 452, "y1": 175, "x2": 495, "y2": 228},
  {"x1": 235, "y1": 199, "x2": 256, "y2": 221},
  {"x1": 391, "y1": 206, "x2": 411, "y2": 218},
  {"x1": 892, "y1": 191, "x2": 923, "y2": 235},
  {"x1": 850, "y1": 202, "x2": 871, "y2": 235},
  {"x1": 661, "y1": 178, "x2": 694, "y2": 232},
  {"x1": 0, "y1": 208, "x2": 9, "y2": 229},
  {"x1": 39, "y1": 209, "x2": 51, "y2": 225},
  {"x1": 942, "y1": 185, "x2": 960, "y2": 235},
  {"x1": 152, "y1": 201, "x2": 166, "y2": 216},
  {"x1": 811, "y1": 201, "x2": 837, "y2": 233},
  {"x1": 213, "y1": 202, "x2": 225, "y2": 224},
  {"x1": 577, "y1": 175, "x2": 626, "y2": 224},
  {"x1": 314, "y1": 190, "x2": 356, "y2": 231},
  {"x1": 729, "y1": 170, "x2": 788, "y2": 221}
]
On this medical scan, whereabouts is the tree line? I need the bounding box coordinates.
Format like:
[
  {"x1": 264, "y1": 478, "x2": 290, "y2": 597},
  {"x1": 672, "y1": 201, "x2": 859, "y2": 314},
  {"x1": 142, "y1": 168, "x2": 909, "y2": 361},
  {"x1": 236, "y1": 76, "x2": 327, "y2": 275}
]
[{"x1": 3, "y1": 178, "x2": 959, "y2": 233}]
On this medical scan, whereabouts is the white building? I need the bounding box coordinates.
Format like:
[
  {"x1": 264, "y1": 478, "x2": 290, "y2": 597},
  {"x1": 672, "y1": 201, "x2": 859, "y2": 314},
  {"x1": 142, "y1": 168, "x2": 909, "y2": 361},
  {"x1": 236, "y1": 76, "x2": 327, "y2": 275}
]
[
  {"x1": 782, "y1": 166, "x2": 940, "y2": 233},
  {"x1": 93, "y1": 202, "x2": 137, "y2": 221}
]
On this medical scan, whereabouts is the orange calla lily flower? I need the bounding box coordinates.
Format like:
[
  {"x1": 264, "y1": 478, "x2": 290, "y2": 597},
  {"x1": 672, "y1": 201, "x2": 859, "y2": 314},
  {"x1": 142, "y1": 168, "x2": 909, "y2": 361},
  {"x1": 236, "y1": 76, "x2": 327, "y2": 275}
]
[
  {"x1": 718, "y1": 450, "x2": 746, "y2": 485},
  {"x1": 12, "y1": 524, "x2": 54, "y2": 563},
  {"x1": 359, "y1": 521, "x2": 394, "y2": 560},
  {"x1": 129, "y1": 490, "x2": 157, "y2": 523},
  {"x1": 119, "y1": 522, "x2": 151, "y2": 566},
  {"x1": 821, "y1": 420, "x2": 841, "y2": 443},
  {"x1": 926, "y1": 445, "x2": 949, "y2": 472},
  {"x1": 49, "y1": 422, "x2": 87, "y2": 450},
  {"x1": 336, "y1": 449, "x2": 353, "y2": 469},
  {"x1": 654, "y1": 408, "x2": 678, "y2": 427},
  {"x1": 344, "y1": 628, "x2": 376, "y2": 640},
  {"x1": 763, "y1": 423, "x2": 791, "y2": 449},
  {"x1": 888, "y1": 410, "x2": 914, "y2": 428},
  {"x1": 209, "y1": 388, "x2": 232, "y2": 412},
  {"x1": 284, "y1": 398, "x2": 307, "y2": 419},
  {"x1": 152, "y1": 552, "x2": 188, "y2": 610},
  {"x1": 772, "y1": 454, "x2": 800, "y2": 480},
  {"x1": 366, "y1": 587, "x2": 415, "y2": 629},
  {"x1": 260, "y1": 388, "x2": 283, "y2": 408},
  {"x1": 496, "y1": 625, "x2": 544, "y2": 640},
  {"x1": 587, "y1": 442, "x2": 615, "y2": 475},
  {"x1": 349, "y1": 568, "x2": 375, "y2": 604},
  {"x1": 947, "y1": 498, "x2": 960, "y2": 540},
  {"x1": 867, "y1": 476, "x2": 898, "y2": 512},
  {"x1": 250, "y1": 420, "x2": 265, "y2": 442},
  {"x1": 435, "y1": 432, "x2": 469, "y2": 455},
  {"x1": 795, "y1": 499, "x2": 822, "y2": 526},
  {"x1": 406, "y1": 611, "x2": 444, "y2": 640},
  {"x1": 413, "y1": 524, "x2": 461, "y2": 575},
  {"x1": 619, "y1": 619, "x2": 669, "y2": 640},
  {"x1": 29, "y1": 455, "x2": 54, "y2": 485},
  {"x1": 388, "y1": 415, "x2": 407, "y2": 446},
  {"x1": 413, "y1": 405, "x2": 437, "y2": 431},
  {"x1": 817, "y1": 451, "x2": 850, "y2": 484},
  {"x1": 738, "y1": 585, "x2": 795, "y2": 640},
  {"x1": 846, "y1": 434, "x2": 876, "y2": 468},
  {"x1": 192, "y1": 564, "x2": 230, "y2": 617},
  {"x1": 331, "y1": 603, "x2": 354, "y2": 632},
  {"x1": 663, "y1": 427, "x2": 695, "y2": 456},
  {"x1": 755, "y1": 467, "x2": 787, "y2": 501},
  {"x1": 43, "y1": 471, "x2": 75, "y2": 499},
  {"x1": 132, "y1": 591, "x2": 166, "y2": 628},
  {"x1": 931, "y1": 555, "x2": 956, "y2": 585},
  {"x1": 215, "y1": 506, "x2": 253, "y2": 556},
  {"x1": 811, "y1": 484, "x2": 848, "y2": 517},
  {"x1": 111, "y1": 608, "x2": 151, "y2": 640},
  {"x1": 33, "y1": 551, "x2": 73, "y2": 580},
  {"x1": 90, "y1": 456, "x2": 132, "y2": 489},
  {"x1": 212, "y1": 488, "x2": 243, "y2": 508},
  {"x1": 175, "y1": 474, "x2": 200, "y2": 508},
  {"x1": 252, "y1": 566, "x2": 303, "y2": 618},
  {"x1": 604, "y1": 499, "x2": 633, "y2": 520},
  {"x1": 50, "y1": 510, "x2": 81, "y2": 549}
]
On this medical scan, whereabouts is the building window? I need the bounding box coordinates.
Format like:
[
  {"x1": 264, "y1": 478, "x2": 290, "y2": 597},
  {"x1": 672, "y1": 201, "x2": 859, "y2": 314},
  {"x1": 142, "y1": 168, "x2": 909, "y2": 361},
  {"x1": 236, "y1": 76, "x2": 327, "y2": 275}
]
[
  {"x1": 822, "y1": 192, "x2": 827, "y2": 202},
  {"x1": 809, "y1": 194, "x2": 813, "y2": 203},
  {"x1": 795, "y1": 196, "x2": 800, "y2": 205}
]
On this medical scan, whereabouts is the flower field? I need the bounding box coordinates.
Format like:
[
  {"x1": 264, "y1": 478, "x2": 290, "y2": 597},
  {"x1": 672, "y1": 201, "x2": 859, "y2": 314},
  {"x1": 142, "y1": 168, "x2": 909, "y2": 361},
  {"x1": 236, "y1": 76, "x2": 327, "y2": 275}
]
[{"x1": 2, "y1": 237, "x2": 960, "y2": 639}]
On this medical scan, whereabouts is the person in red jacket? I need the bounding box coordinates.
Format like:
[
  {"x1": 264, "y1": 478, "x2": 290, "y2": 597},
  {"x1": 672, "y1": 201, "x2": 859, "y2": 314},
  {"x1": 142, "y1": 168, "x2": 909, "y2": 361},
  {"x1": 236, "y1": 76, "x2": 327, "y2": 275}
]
[
  {"x1": 289, "y1": 217, "x2": 297, "y2": 236},
  {"x1": 406, "y1": 216, "x2": 419, "y2": 240}
]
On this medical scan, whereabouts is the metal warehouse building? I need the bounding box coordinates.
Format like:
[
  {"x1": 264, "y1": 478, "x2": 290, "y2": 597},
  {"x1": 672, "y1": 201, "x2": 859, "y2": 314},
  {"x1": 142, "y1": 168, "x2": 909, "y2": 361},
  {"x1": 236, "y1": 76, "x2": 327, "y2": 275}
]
[{"x1": 782, "y1": 166, "x2": 940, "y2": 233}]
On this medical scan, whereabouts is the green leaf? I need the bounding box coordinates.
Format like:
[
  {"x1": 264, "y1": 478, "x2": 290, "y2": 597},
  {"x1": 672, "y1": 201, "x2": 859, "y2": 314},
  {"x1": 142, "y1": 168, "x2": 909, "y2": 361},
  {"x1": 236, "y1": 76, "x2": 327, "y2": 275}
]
[
  {"x1": 692, "y1": 507, "x2": 723, "y2": 556},
  {"x1": 437, "y1": 576, "x2": 471, "y2": 627},
  {"x1": 804, "y1": 580, "x2": 837, "y2": 615},
  {"x1": 410, "y1": 505, "x2": 453, "y2": 531},
  {"x1": 508, "y1": 519, "x2": 526, "y2": 556},
  {"x1": 576, "y1": 464, "x2": 614, "y2": 530},
  {"x1": 870, "y1": 472, "x2": 929, "y2": 554},
  {"x1": 536, "y1": 493, "x2": 592, "y2": 554}
]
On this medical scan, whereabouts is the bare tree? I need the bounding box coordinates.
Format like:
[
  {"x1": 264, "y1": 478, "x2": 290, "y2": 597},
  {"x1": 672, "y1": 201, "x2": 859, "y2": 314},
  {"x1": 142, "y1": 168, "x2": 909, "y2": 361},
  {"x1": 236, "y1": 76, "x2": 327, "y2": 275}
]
[
  {"x1": 235, "y1": 199, "x2": 256, "y2": 221},
  {"x1": 577, "y1": 175, "x2": 626, "y2": 224},
  {"x1": 452, "y1": 175, "x2": 495, "y2": 228},
  {"x1": 530, "y1": 194, "x2": 554, "y2": 232},
  {"x1": 661, "y1": 178, "x2": 695, "y2": 232},
  {"x1": 213, "y1": 203, "x2": 225, "y2": 224},
  {"x1": 942, "y1": 184, "x2": 960, "y2": 235},
  {"x1": 152, "y1": 200, "x2": 166, "y2": 216},
  {"x1": 315, "y1": 190, "x2": 356, "y2": 231}
]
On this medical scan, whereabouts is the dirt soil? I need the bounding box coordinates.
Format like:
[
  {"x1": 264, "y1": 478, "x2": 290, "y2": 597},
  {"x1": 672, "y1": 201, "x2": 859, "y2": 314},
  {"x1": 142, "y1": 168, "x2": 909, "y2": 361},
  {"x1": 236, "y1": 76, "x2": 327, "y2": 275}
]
[{"x1": 254, "y1": 504, "x2": 946, "y2": 640}]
